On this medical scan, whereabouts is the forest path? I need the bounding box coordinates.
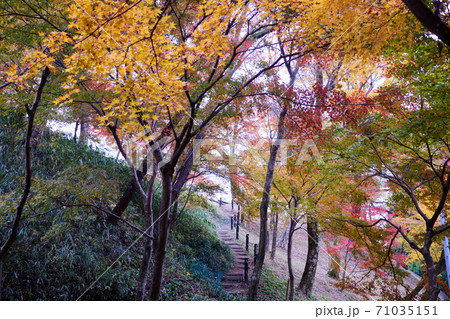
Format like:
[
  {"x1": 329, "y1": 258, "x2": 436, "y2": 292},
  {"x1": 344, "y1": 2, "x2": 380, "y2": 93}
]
[{"x1": 217, "y1": 203, "x2": 253, "y2": 297}]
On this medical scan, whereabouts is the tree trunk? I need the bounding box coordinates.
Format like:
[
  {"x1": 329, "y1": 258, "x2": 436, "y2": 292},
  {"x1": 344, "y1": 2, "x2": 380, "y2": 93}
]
[
  {"x1": 79, "y1": 113, "x2": 89, "y2": 142},
  {"x1": 136, "y1": 235, "x2": 153, "y2": 300},
  {"x1": 271, "y1": 212, "x2": 278, "y2": 259},
  {"x1": 277, "y1": 226, "x2": 289, "y2": 250},
  {"x1": 107, "y1": 161, "x2": 148, "y2": 225},
  {"x1": 298, "y1": 215, "x2": 319, "y2": 298},
  {"x1": 73, "y1": 120, "x2": 79, "y2": 144},
  {"x1": 107, "y1": 181, "x2": 137, "y2": 225},
  {"x1": 149, "y1": 166, "x2": 173, "y2": 300},
  {"x1": 0, "y1": 67, "x2": 50, "y2": 301},
  {"x1": 287, "y1": 217, "x2": 296, "y2": 300},
  {"x1": 403, "y1": 250, "x2": 446, "y2": 300},
  {"x1": 247, "y1": 105, "x2": 287, "y2": 300},
  {"x1": 423, "y1": 248, "x2": 440, "y2": 300},
  {"x1": 135, "y1": 167, "x2": 157, "y2": 301},
  {"x1": 401, "y1": 0, "x2": 450, "y2": 47}
]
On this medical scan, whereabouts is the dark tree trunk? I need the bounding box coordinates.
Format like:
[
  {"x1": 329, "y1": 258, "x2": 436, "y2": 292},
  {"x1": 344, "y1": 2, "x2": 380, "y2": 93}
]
[
  {"x1": 107, "y1": 163, "x2": 148, "y2": 225},
  {"x1": 271, "y1": 212, "x2": 278, "y2": 260},
  {"x1": 30, "y1": 124, "x2": 45, "y2": 149},
  {"x1": 298, "y1": 215, "x2": 319, "y2": 298},
  {"x1": 403, "y1": 250, "x2": 446, "y2": 300},
  {"x1": 107, "y1": 181, "x2": 137, "y2": 225},
  {"x1": 423, "y1": 248, "x2": 440, "y2": 301},
  {"x1": 287, "y1": 217, "x2": 296, "y2": 300},
  {"x1": 247, "y1": 105, "x2": 287, "y2": 300},
  {"x1": 73, "y1": 120, "x2": 79, "y2": 144},
  {"x1": 152, "y1": 213, "x2": 160, "y2": 259},
  {"x1": 136, "y1": 235, "x2": 153, "y2": 300},
  {"x1": 170, "y1": 143, "x2": 198, "y2": 222},
  {"x1": 135, "y1": 167, "x2": 157, "y2": 301},
  {"x1": 0, "y1": 67, "x2": 50, "y2": 300},
  {"x1": 149, "y1": 166, "x2": 173, "y2": 300},
  {"x1": 401, "y1": 0, "x2": 450, "y2": 47}
]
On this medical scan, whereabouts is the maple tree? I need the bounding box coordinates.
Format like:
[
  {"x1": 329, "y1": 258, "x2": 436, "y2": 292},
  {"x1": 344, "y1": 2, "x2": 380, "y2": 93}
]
[
  {"x1": 328, "y1": 60, "x2": 449, "y2": 301},
  {"x1": 0, "y1": 0, "x2": 73, "y2": 298},
  {"x1": 50, "y1": 0, "x2": 323, "y2": 300},
  {"x1": 1, "y1": 0, "x2": 449, "y2": 302}
]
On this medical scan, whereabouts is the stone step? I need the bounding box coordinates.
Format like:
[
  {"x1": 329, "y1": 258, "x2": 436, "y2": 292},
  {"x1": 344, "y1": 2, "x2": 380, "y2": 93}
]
[
  {"x1": 233, "y1": 256, "x2": 250, "y2": 260},
  {"x1": 222, "y1": 274, "x2": 243, "y2": 281},
  {"x1": 225, "y1": 272, "x2": 246, "y2": 277},
  {"x1": 232, "y1": 252, "x2": 249, "y2": 256},
  {"x1": 222, "y1": 281, "x2": 246, "y2": 288}
]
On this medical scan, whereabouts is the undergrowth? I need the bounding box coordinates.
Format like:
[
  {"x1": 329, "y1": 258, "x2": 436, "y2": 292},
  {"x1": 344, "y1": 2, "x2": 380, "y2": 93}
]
[{"x1": 0, "y1": 113, "x2": 232, "y2": 300}]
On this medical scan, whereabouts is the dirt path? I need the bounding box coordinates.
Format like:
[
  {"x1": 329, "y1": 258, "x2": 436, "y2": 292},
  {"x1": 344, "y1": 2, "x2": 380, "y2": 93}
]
[{"x1": 217, "y1": 204, "x2": 253, "y2": 296}]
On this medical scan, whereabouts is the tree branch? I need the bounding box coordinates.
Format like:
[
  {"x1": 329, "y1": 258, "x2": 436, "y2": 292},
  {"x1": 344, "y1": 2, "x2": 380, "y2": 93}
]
[{"x1": 401, "y1": 0, "x2": 450, "y2": 47}]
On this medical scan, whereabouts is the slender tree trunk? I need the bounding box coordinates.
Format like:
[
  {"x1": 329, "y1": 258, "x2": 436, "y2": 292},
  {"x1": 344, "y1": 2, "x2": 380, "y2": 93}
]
[
  {"x1": 153, "y1": 213, "x2": 160, "y2": 258},
  {"x1": 79, "y1": 113, "x2": 89, "y2": 142},
  {"x1": 135, "y1": 167, "x2": 157, "y2": 301},
  {"x1": 149, "y1": 166, "x2": 173, "y2": 300},
  {"x1": 0, "y1": 67, "x2": 50, "y2": 300},
  {"x1": 423, "y1": 248, "x2": 440, "y2": 300},
  {"x1": 277, "y1": 226, "x2": 289, "y2": 249},
  {"x1": 287, "y1": 217, "x2": 296, "y2": 300},
  {"x1": 73, "y1": 120, "x2": 79, "y2": 144},
  {"x1": 298, "y1": 215, "x2": 319, "y2": 298},
  {"x1": 107, "y1": 181, "x2": 138, "y2": 225},
  {"x1": 107, "y1": 159, "x2": 148, "y2": 225},
  {"x1": 136, "y1": 235, "x2": 153, "y2": 300},
  {"x1": 247, "y1": 105, "x2": 287, "y2": 300},
  {"x1": 271, "y1": 212, "x2": 278, "y2": 259}
]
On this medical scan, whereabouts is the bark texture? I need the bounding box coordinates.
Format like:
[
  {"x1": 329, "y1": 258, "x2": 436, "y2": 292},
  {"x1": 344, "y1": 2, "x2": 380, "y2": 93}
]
[
  {"x1": 247, "y1": 105, "x2": 287, "y2": 300},
  {"x1": 149, "y1": 167, "x2": 173, "y2": 300},
  {"x1": 270, "y1": 212, "x2": 278, "y2": 259},
  {"x1": 135, "y1": 166, "x2": 157, "y2": 301},
  {"x1": 287, "y1": 217, "x2": 296, "y2": 300},
  {"x1": 298, "y1": 215, "x2": 319, "y2": 298}
]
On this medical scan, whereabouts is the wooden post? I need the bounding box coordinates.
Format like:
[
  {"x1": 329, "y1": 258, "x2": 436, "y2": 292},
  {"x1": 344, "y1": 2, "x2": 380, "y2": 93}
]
[
  {"x1": 246, "y1": 234, "x2": 249, "y2": 252},
  {"x1": 254, "y1": 243, "x2": 258, "y2": 263},
  {"x1": 237, "y1": 210, "x2": 240, "y2": 226},
  {"x1": 219, "y1": 198, "x2": 222, "y2": 206},
  {"x1": 244, "y1": 258, "x2": 249, "y2": 283},
  {"x1": 236, "y1": 223, "x2": 239, "y2": 240},
  {"x1": 231, "y1": 216, "x2": 234, "y2": 230},
  {"x1": 234, "y1": 214, "x2": 237, "y2": 228}
]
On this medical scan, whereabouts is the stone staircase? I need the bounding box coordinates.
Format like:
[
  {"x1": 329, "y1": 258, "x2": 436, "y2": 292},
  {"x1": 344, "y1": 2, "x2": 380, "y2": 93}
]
[{"x1": 217, "y1": 204, "x2": 253, "y2": 296}]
